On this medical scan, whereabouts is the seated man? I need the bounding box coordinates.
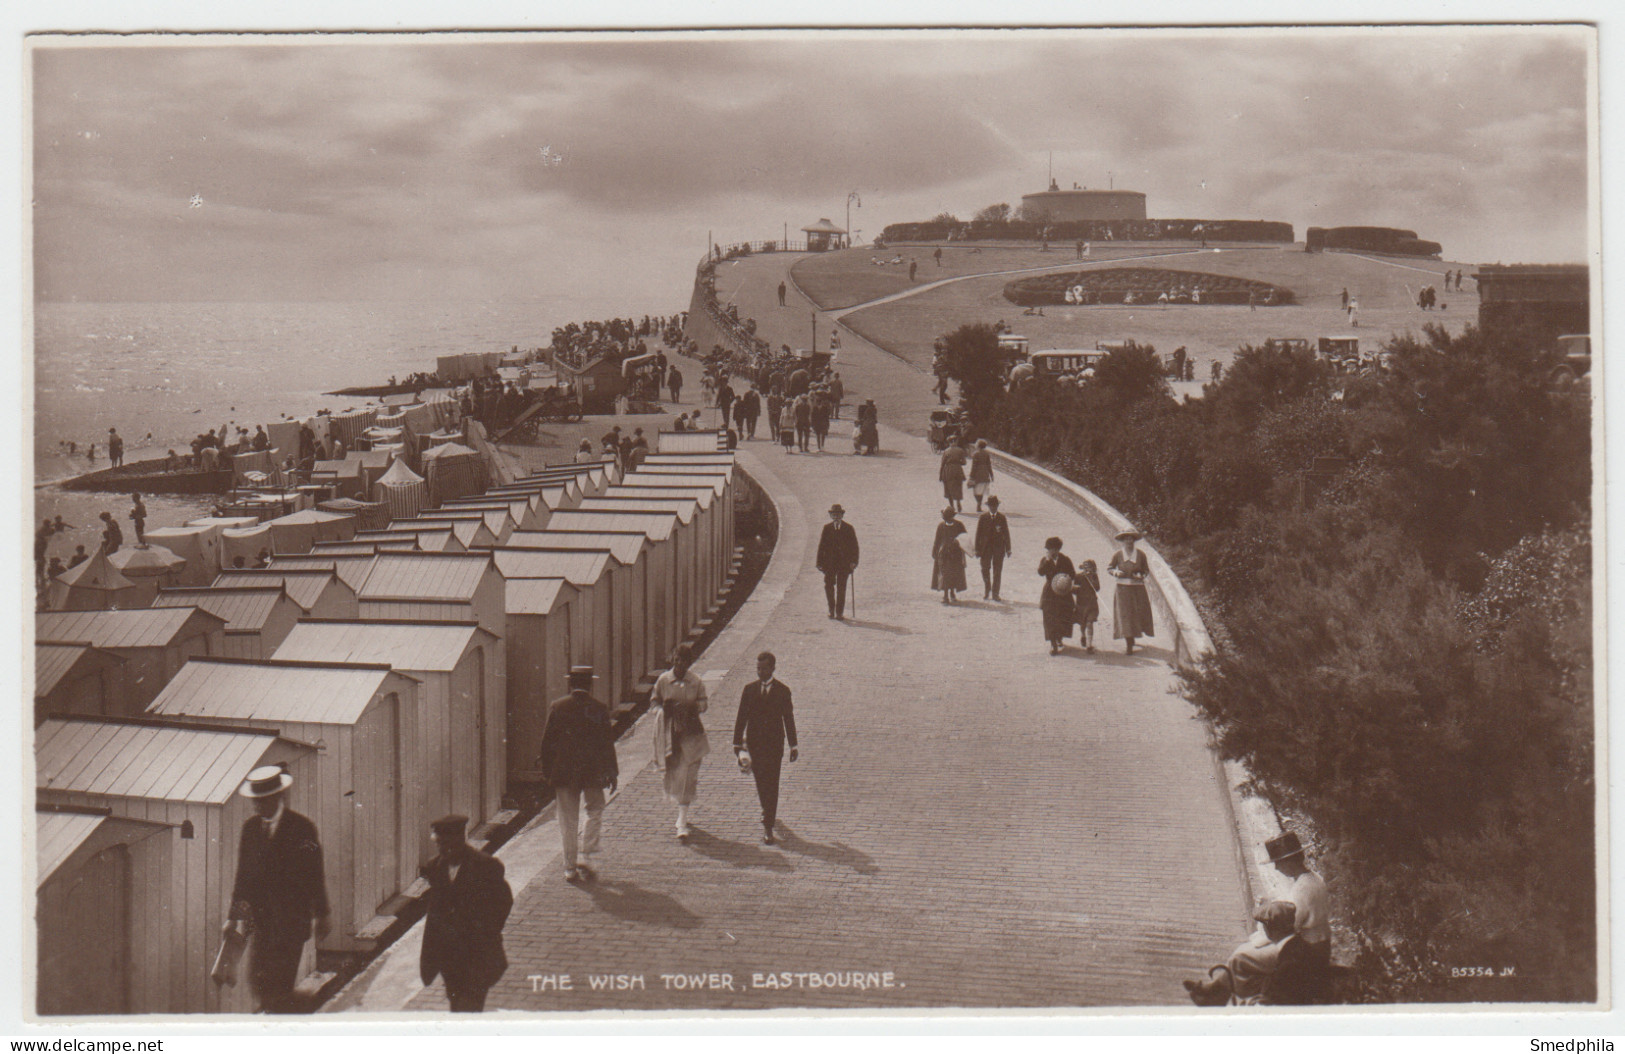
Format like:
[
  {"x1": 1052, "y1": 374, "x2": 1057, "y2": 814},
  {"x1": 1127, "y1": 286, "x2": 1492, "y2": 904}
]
[{"x1": 1227, "y1": 901, "x2": 1298, "y2": 1004}]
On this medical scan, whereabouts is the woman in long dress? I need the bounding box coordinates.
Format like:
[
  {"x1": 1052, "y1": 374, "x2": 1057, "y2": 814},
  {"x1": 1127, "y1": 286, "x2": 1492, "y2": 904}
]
[
  {"x1": 1038, "y1": 536, "x2": 1077, "y2": 655},
  {"x1": 651, "y1": 642, "x2": 710, "y2": 840},
  {"x1": 968, "y1": 439, "x2": 995, "y2": 512},
  {"x1": 939, "y1": 441, "x2": 967, "y2": 513},
  {"x1": 1108, "y1": 529, "x2": 1156, "y2": 653},
  {"x1": 778, "y1": 402, "x2": 797, "y2": 452},
  {"x1": 930, "y1": 507, "x2": 969, "y2": 604}
]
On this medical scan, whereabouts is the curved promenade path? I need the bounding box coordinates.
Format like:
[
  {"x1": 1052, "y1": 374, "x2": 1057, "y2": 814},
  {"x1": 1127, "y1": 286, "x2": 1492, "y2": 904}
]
[{"x1": 333, "y1": 252, "x2": 1249, "y2": 1014}]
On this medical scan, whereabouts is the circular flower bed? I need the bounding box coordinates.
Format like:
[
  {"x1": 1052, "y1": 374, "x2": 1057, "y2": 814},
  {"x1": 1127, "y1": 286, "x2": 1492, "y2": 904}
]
[{"x1": 1003, "y1": 267, "x2": 1295, "y2": 307}]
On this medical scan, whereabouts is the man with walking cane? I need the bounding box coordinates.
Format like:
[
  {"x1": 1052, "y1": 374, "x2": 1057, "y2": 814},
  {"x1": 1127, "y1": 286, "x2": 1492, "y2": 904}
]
[{"x1": 816, "y1": 503, "x2": 860, "y2": 620}]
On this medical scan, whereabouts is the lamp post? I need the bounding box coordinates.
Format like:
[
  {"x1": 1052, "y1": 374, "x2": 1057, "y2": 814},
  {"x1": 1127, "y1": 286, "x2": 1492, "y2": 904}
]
[{"x1": 846, "y1": 190, "x2": 861, "y2": 250}]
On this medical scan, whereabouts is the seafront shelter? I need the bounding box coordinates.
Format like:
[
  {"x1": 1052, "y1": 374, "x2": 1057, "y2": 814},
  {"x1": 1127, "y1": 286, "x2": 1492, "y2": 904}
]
[
  {"x1": 579, "y1": 496, "x2": 711, "y2": 628},
  {"x1": 35, "y1": 716, "x2": 316, "y2": 1014},
  {"x1": 489, "y1": 547, "x2": 618, "y2": 704},
  {"x1": 268, "y1": 552, "x2": 379, "y2": 591},
  {"x1": 34, "y1": 643, "x2": 126, "y2": 725},
  {"x1": 539, "y1": 509, "x2": 689, "y2": 658},
  {"x1": 504, "y1": 530, "x2": 666, "y2": 668},
  {"x1": 273, "y1": 620, "x2": 502, "y2": 830},
  {"x1": 500, "y1": 577, "x2": 579, "y2": 783},
  {"x1": 146, "y1": 657, "x2": 422, "y2": 953},
  {"x1": 36, "y1": 607, "x2": 228, "y2": 717},
  {"x1": 389, "y1": 514, "x2": 502, "y2": 549},
  {"x1": 211, "y1": 568, "x2": 361, "y2": 619},
  {"x1": 152, "y1": 585, "x2": 305, "y2": 660},
  {"x1": 36, "y1": 805, "x2": 173, "y2": 1016}
]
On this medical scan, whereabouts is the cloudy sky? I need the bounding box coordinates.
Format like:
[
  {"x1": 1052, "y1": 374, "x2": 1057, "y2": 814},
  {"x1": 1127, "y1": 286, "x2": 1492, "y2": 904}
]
[{"x1": 31, "y1": 27, "x2": 1592, "y2": 307}]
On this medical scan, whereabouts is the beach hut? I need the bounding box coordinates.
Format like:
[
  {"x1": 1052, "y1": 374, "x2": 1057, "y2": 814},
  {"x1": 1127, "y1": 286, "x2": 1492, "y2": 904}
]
[
  {"x1": 580, "y1": 498, "x2": 710, "y2": 628},
  {"x1": 374, "y1": 458, "x2": 427, "y2": 521},
  {"x1": 388, "y1": 515, "x2": 499, "y2": 550},
  {"x1": 220, "y1": 523, "x2": 276, "y2": 570},
  {"x1": 107, "y1": 544, "x2": 187, "y2": 606},
  {"x1": 317, "y1": 497, "x2": 391, "y2": 532},
  {"x1": 421, "y1": 442, "x2": 488, "y2": 506},
  {"x1": 543, "y1": 508, "x2": 690, "y2": 644},
  {"x1": 46, "y1": 549, "x2": 140, "y2": 612},
  {"x1": 263, "y1": 508, "x2": 358, "y2": 555},
  {"x1": 489, "y1": 548, "x2": 619, "y2": 703},
  {"x1": 310, "y1": 458, "x2": 367, "y2": 501},
  {"x1": 35, "y1": 642, "x2": 127, "y2": 724},
  {"x1": 273, "y1": 620, "x2": 503, "y2": 829},
  {"x1": 329, "y1": 407, "x2": 379, "y2": 452},
  {"x1": 36, "y1": 805, "x2": 174, "y2": 1016},
  {"x1": 417, "y1": 507, "x2": 517, "y2": 545},
  {"x1": 37, "y1": 607, "x2": 228, "y2": 716},
  {"x1": 142, "y1": 525, "x2": 223, "y2": 587},
  {"x1": 505, "y1": 530, "x2": 662, "y2": 680},
  {"x1": 152, "y1": 585, "x2": 305, "y2": 660},
  {"x1": 357, "y1": 550, "x2": 506, "y2": 644},
  {"x1": 36, "y1": 716, "x2": 316, "y2": 1013},
  {"x1": 268, "y1": 553, "x2": 378, "y2": 592},
  {"x1": 441, "y1": 496, "x2": 545, "y2": 532},
  {"x1": 484, "y1": 478, "x2": 580, "y2": 514},
  {"x1": 350, "y1": 528, "x2": 464, "y2": 553},
  {"x1": 606, "y1": 483, "x2": 731, "y2": 615},
  {"x1": 212, "y1": 568, "x2": 360, "y2": 619},
  {"x1": 500, "y1": 578, "x2": 579, "y2": 783},
  {"x1": 656, "y1": 429, "x2": 729, "y2": 453},
  {"x1": 147, "y1": 657, "x2": 422, "y2": 953}
]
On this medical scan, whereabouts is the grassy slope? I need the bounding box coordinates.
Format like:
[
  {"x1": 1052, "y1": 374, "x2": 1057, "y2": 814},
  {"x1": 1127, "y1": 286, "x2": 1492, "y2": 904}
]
[{"x1": 804, "y1": 244, "x2": 1478, "y2": 373}]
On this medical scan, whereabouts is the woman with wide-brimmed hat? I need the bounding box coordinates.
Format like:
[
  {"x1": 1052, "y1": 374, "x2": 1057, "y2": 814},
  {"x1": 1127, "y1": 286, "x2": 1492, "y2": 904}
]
[
  {"x1": 1038, "y1": 536, "x2": 1077, "y2": 654},
  {"x1": 930, "y1": 507, "x2": 969, "y2": 604},
  {"x1": 1108, "y1": 529, "x2": 1155, "y2": 653}
]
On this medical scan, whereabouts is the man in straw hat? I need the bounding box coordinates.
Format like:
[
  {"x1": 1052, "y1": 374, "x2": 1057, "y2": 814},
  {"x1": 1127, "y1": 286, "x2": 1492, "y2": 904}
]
[
  {"x1": 816, "y1": 503, "x2": 860, "y2": 619},
  {"x1": 539, "y1": 666, "x2": 619, "y2": 883},
  {"x1": 223, "y1": 764, "x2": 331, "y2": 1013},
  {"x1": 1264, "y1": 830, "x2": 1333, "y2": 1001},
  {"x1": 420, "y1": 815, "x2": 514, "y2": 1011}
]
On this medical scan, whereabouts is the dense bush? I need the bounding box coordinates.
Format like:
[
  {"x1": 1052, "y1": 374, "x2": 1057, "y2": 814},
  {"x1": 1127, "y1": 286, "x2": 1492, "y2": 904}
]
[
  {"x1": 881, "y1": 218, "x2": 1294, "y2": 244},
  {"x1": 946, "y1": 323, "x2": 1595, "y2": 1002},
  {"x1": 1307, "y1": 225, "x2": 1443, "y2": 257}
]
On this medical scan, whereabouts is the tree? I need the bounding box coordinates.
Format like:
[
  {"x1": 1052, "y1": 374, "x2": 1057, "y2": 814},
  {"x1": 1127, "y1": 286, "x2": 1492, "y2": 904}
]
[
  {"x1": 930, "y1": 211, "x2": 960, "y2": 225},
  {"x1": 935, "y1": 322, "x2": 1017, "y2": 418},
  {"x1": 974, "y1": 203, "x2": 1012, "y2": 224},
  {"x1": 1016, "y1": 201, "x2": 1051, "y2": 225}
]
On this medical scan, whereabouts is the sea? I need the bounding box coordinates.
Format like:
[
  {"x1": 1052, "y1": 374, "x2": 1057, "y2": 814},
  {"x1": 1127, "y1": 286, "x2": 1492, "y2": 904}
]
[{"x1": 30, "y1": 296, "x2": 683, "y2": 564}]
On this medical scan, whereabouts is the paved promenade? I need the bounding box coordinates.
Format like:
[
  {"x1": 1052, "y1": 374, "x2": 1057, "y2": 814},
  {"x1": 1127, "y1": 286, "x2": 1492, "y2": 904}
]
[{"x1": 332, "y1": 252, "x2": 1249, "y2": 1014}]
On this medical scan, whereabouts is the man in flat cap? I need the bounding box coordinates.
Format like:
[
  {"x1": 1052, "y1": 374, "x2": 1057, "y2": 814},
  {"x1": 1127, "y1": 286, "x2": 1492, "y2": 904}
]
[
  {"x1": 1265, "y1": 830, "x2": 1333, "y2": 1001},
  {"x1": 538, "y1": 666, "x2": 619, "y2": 883},
  {"x1": 223, "y1": 764, "x2": 331, "y2": 1013},
  {"x1": 816, "y1": 503, "x2": 859, "y2": 619},
  {"x1": 419, "y1": 815, "x2": 514, "y2": 1012}
]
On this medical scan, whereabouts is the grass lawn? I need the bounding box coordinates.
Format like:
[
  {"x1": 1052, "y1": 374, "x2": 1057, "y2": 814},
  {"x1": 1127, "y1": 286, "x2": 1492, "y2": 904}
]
[{"x1": 830, "y1": 245, "x2": 1477, "y2": 375}]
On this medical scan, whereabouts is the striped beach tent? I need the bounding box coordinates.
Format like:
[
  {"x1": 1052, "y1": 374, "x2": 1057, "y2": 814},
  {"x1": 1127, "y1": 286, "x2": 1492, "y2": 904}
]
[{"x1": 374, "y1": 457, "x2": 427, "y2": 520}]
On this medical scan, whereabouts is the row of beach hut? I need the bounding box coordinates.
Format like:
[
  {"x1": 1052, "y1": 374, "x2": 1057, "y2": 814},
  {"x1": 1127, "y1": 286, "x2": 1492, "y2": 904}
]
[{"x1": 35, "y1": 438, "x2": 742, "y2": 1015}]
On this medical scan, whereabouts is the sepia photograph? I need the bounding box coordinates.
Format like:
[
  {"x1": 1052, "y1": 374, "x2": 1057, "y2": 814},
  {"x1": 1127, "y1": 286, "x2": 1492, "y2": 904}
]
[{"x1": 19, "y1": 14, "x2": 1606, "y2": 1031}]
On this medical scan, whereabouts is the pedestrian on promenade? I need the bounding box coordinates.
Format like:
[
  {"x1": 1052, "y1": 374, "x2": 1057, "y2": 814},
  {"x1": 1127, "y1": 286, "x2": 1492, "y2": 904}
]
[
  {"x1": 794, "y1": 393, "x2": 812, "y2": 452},
  {"x1": 1108, "y1": 530, "x2": 1155, "y2": 654},
  {"x1": 222, "y1": 765, "x2": 332, "y2": 1013},
  {"x1": 34, "y1": 519, "x2": 53, "y2": 589},
  {"x1": 777, "y1": 281, "x2": 787, "y2": 307},
  {"x1": 98, "y1": 511, "x2": 123, "y2": 556},
  {"x1": 777, "y1": 400, "x2": 797, "y2": 453},
  {"x1": 108, "y1": 427, "x2": 124, "y2": 468},
  {"x1": 974, "y1": 495, "x2": 1012, "y2": 601},
  {"x1": 909, "y1": 259, "x2": 918, "y2": 282},
  {"x1": 828, "y1": 373, "x2": 843, "y2": 419},
  {"x1": 668, "y1": 365, "x2": 684, "y2": 404},
  {"x1": 854, "y1": 399, "x2": 880, "y2": 455},
  {"x1": 717, "y1": 378, "x2": 736, "y2": 431},
  {"x1": 1074, "y1": 559, "x2": 1101, "y2": 653},
  {"x1": 538, "y1": 666, "x2": 619, "y2": 883},
  {"x1": 733, "y1": 651, "x2": 798, "y2": 846},
  {"x1": 575, "y1": 439, "x2": 598, "y2": 465},
  {"x1": 419, "y1": 815, "x2": 513, "y2": 1012},
  {"x1": 1265, "y1": 831, "x2": 1333, "y2": 1001},
  {"x1": 1038, "y1": 537, "x2": 1077, "y2": 655},
  {"x1": 940, "y1": 438, "x2": 968, "y2": 513},
  {"x1": 934, "y1": 247, "x2": 944, "y2": 267},
  {"x1": 129, "y1": 493, "x2": 147, "y2": 545},
  {"x1": 931, "y1": 507, "x2": 969, "y2": 604},
  {"x1": 968, "y1": 439, "x2": 994, "y2": 512},
  {"x1": 816, "y1": 503, "x2": 860, "y2": 619},
  {"x1": 740, "y1": 387, "x2": 761, "y2": 439},
  {"x1": 1346, "y1": 298, "x2": 1359, "y2": 327},
  {"x1": 810, "y1": 389, "x2": 831, "y2": 451},
  {"x1": 935, "y1": 371, "x2": 951, "y2": 405},
  {"x1": 1340, "y1": 287, "x2": 1349, "y2": 310},
  {"x1": 652, "y1": 643, "x2": 710, "y2": 842}
]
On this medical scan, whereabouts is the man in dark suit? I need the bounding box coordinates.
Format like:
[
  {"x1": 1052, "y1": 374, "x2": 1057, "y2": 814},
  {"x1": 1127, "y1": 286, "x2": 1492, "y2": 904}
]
[
  {"x1": 733, "y1": 651, "x2": 799, "y2": 845},
  {"x1": 419, "y1": 815, "x2": 514, "y2": 1012},
  {"x1": 974, "y1": 494, "x2": 1013, "y2": 601},
  {"x1": 538, "y1": 666, "x2": 619, "y2": 883},
  {"x1": 816, "y1": 503, "x2": 860, "y2": 619},
  {"x1": 224, "y1": 765, "x2": 331, "y2": 1013}
]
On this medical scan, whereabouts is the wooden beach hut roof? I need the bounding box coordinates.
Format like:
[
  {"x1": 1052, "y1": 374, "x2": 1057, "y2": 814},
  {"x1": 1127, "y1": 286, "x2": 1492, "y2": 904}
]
[
  {"x1": 359, "y1": 551, "x2": 496, "y2": 601},
  {"x1": 147, "y1": 656, "x2": 412, "y2": 726},
  {"x1": 267, "y1": 553, "x2": 378, "y2": 591},
  {"x1": 153, "y1": 586, "x2": 295, "y2": 633},
  {"x1": 505, "y1": 531, "x2": 647, "y2": 566},
  {"x1": 504, "y1": 577, "x2": 575, "y2": 616},
  {"x1": 37, "y1": 607, "x2": 227, "y2": 650},
  {"x1": 36, "y1": 716, "x2": 308, "y2": 805},
  {"x1": 349, "y1": 528, "x2": 462, "y2": 553},
  {"x1": 36, "y1": 642, "x2": 125, "y2": 699},
  {"x1": 491, "y1": 547, "x2": 612, "y2": 586},
  {"x1": 626, "y1": 472, "x2": 730, "y2": 496},
  {"x1": 36, "y1": 807, "x2": 169, "y2": 890},
  {"x1": 542, "y1": 509, "x2": 678, "y2": 543},
  {"x1": 387, "y1": 517, "x2": 496, "y2": 550},
  {"x1": 273, "y1": 620, "x2": 495, "y2": 672},
  {"x1": 582, "y1": 495, "x2": 702, "y2": 525},
  {"x1": 656, "y1": 430, "x2": 728, "y2": 453},
  {"x1": 211, "y1": 569, "x2": 352, "y2": 614}
]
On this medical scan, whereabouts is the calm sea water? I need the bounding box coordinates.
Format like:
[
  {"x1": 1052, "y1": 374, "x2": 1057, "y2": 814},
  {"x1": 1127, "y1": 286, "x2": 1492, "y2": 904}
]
[{"x1": 32, "y1": 297, "x2": 679, "y2": 483}]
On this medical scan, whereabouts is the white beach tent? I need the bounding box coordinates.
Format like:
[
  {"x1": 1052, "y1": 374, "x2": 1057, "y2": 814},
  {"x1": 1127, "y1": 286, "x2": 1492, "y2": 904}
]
[{"x1": 374, "y1": 457, "x2": 427, "y2": 521}]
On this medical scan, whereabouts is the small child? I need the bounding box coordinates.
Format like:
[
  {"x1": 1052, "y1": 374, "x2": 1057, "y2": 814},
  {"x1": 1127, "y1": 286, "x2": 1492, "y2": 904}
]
[{"x1": 1074, "y1": 559, "x2": 1101, "y2": 653}]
